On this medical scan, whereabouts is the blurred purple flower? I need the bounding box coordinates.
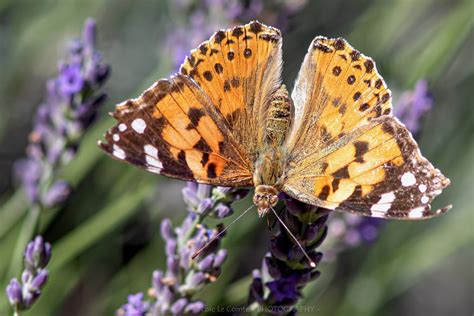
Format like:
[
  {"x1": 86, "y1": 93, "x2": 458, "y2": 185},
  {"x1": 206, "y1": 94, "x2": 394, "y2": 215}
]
[
  {"x1": 118, "y1": 293, "x2": 149, "y2": 316},
  {"x1": 117, "y1": 184, "x2": 248, "y2": 315},
  {"x1": 58, "y1": 63, "x2": 84, "y2": 95},
  {"x1": 14, "y1": 18, "x2": 109, "y2": 208},
  {"x1": 266, "y1": 276, "x2": 300, "y2": 304},
  {"x1": 249, "y1": 198, "x2": 327, "y2": 312},
  {"x1": 42, "y1": 180, "x2": 72, "y2": 208},
  {"x1": 5, "y1": 236, "x2": 52, "y2": 314},
  {"x1": 395, "y1": 80, "x2": 433, "y2": 134}
]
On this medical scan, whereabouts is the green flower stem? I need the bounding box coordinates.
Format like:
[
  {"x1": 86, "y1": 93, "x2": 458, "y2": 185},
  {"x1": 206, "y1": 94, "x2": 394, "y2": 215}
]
[
  {"x1": 6, "y1": 204, "x2": 41, "y2": 278},
  {"x1": 0, "y1": 190, "x2": 28, "y2": 239}
]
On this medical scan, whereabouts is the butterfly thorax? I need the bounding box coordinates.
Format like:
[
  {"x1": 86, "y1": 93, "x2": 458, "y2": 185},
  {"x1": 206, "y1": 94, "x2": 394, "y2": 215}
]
[{"x1": 253, "y1": 85, "x2": 292, "y2": 217}]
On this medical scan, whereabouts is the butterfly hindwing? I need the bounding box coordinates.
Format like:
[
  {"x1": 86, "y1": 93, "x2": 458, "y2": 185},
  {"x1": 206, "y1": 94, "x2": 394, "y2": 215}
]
[
  {"x1": 284, "y1": 116, "x2": 451, "y2": 219},
  {"x1": 99, "y1": 74, "x2": 253, "y2": 186},
  {"x1": 284, "y1": 37, "x2": 450, "y2": 219},
  {"x1": 180, "y1": 21, "x2": 283, "y2": 161}
]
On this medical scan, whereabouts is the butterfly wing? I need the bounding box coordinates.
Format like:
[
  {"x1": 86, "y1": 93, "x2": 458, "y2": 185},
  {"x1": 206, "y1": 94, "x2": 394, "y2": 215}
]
[
  {"x1": 99, "y1": 74, "x2": 253, "y2": 186},
  {"x1": 283, "y1": 37, "x2": 450, "y2": 219},
  {"x1": 100, "y1": 21, "x2": 283, "y2": 186},
  {"x1": 180, "y1": 20, "x2": 283, "y2": 161}
]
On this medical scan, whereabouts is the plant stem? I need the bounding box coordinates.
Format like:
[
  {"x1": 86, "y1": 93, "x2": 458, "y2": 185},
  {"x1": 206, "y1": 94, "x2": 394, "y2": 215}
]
[
  {"x1": 6, "y1": 204, "x2": 41, "y2": 278},
  {"x1": 0, "y1": 190, "x2": 28, "y2": 239}
]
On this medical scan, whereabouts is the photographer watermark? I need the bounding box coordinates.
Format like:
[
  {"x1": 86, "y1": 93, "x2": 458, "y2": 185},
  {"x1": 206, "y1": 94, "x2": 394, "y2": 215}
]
[{"x1": 204, "y1": 304, "x2": 318, "y2": 313}]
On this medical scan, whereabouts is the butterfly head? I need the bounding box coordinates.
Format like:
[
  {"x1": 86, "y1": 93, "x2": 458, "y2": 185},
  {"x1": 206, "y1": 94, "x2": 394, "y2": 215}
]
[{"x1": 253, "y1": 185, "x2": 279, "y2": 218}]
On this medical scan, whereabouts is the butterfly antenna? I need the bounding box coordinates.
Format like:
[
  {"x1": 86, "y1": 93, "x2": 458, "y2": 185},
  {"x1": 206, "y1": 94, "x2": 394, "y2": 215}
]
[
  {"x1": 270, "y1": 206, "x2": 316, "y2": 268},
  {"x1": 192, "y1": 204, "x2": 255, "y2": 260}
]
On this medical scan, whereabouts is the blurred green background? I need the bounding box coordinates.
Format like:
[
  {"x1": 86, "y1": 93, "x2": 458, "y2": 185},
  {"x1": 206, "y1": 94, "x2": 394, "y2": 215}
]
[{"x1": 0, "y1": 0, "x2": 473, "y2": 315}]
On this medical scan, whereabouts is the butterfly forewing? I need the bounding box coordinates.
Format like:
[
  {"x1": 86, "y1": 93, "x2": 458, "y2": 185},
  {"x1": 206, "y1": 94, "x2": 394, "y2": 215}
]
[
  {"x1": 179, "y1": 21, "x2": 283, "y2": 161},
  {"x1": 99, "y1": 74, "x2": 253, "y2": 187}
]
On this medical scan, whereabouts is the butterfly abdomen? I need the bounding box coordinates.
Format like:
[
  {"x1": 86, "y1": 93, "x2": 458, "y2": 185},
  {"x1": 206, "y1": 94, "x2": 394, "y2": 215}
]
[
  {"x1": 253, "y1": 85, "x2": 292, "y2": 191},
  {"x1": 265, "y1": 84, "x2": 292, "y2": 146}
]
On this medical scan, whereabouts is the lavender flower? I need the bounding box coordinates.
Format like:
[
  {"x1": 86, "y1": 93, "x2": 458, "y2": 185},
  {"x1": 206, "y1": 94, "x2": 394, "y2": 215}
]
[
  {"x1": 117, "y1": 184, "x2": 248, "y2": 315},
  {"x1": 5, "y1": 236, "x2": 52, "y2": 315},
  {"x1": 14, "y1": 18, "x2": 109, "y2": 208},
  {"x1": 249, "y1": 198, "x2": 328, "y2": 313},
  {"x1": 5, "y1": 18, "x2": 109, "y2": 313},
  {"x1": 394, "y1": 80, "x2": 433, "y2": 134},
  {"x1": 119, "y1": 293, "x2": 149, "y2": 316}
]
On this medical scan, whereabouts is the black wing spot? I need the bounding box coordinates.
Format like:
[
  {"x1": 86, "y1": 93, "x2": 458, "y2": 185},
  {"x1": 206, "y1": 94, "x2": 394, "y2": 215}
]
[
  {"x1": 354, "y1": 141, "x2": 369, "y2": 163},
  {"x1": 359, "y1": 103, "x2": 370, "y2": 111},
  {"x1": 188, "y1": 108, "x2": 205, "y2": 126},
  {"x1": 244, "y1": 48, "x2": 252, "y2": 58},
  {"x1": 207, "y1": 163, "x2": 217, "y2": 178},
  {"x1": 203, "y1": 71, "x2": 213, "y2": 81},
  {"x1": 332, "y1": 166, "x2": 350, "y2": 179},
  {"x1": 214, "y1": 63, "x2": 223, "y2": 74},
  {"x1": 347, "y1": 75, "x2": 356, "y2": 85},
  {"x1": 318, "y1": 185, "x2": 330, "y2": 200}
]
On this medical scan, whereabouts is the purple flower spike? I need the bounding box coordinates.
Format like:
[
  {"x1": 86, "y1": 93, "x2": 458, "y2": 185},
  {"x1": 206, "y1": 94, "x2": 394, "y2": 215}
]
[
  {"x1": 249, "y1": 199, "x2": 328, "y2": 313},
  {"x1": 395, "y1": 80, "x2": 434, "y2": 134},
  {"x1": 15, "y1": 18, "x2": 109, "y2": 208},
  {"x1": 117, "y1": 184, "x2": 247, "y2": 314},
  {"x1": 5, "y1": 236, "x2": 51, "y2": 313}
]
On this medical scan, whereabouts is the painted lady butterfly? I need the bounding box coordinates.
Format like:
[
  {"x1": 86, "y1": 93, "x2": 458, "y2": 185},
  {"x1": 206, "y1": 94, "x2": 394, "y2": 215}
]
[{"x1": 99, "y1": 21, "x2": 451, "y2": 220}]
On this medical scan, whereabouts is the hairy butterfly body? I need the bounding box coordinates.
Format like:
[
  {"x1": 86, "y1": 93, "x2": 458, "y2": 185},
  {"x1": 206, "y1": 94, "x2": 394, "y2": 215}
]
[{"x1": 99, "y1": 21, "x2": 451, "y2": 220}]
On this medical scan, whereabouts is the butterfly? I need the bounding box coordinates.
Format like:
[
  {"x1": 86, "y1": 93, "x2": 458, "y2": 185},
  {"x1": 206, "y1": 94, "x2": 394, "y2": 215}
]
[{"x1": 99, "y1": 21, "x2": 451, "y2": 220}]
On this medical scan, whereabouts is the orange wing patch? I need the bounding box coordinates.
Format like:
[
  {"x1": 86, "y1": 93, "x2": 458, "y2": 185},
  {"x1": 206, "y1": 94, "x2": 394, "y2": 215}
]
[
  {"x1": 99, "y1": 74, "x2": 253, "y2": 186},
  {"x1": 283, "y1": 117, "x2": 450, "y2": 219},
  {"x1": 288, "y1": 37, "x2": 391, "y2": 160},
  {"x1": 179, "y1": 21, "x2": 283, "y2": 159}
]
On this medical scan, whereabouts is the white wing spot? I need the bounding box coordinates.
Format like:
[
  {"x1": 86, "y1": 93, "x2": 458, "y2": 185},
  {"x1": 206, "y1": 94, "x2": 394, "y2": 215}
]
[
  {"x1": 370, "y1": 192, "x2": 395, "y2": 213},
  {"x1": 144, "y1": 144, "x2": 162, "y2": 170},
  {"x1": 118, "y1": 123, "x2": 127, "y2": 132},
  {"x1": 418, "y1": 184, "x2": 427, "y2": 193},
  {"x1": 401, "y1": 172, "x2": 416, "y2": 187},
  {"x1": 132, "y1": 118, "x2": 146, "y2": 134},
  {"x1": 379, "y1": 192, "x2": 396, "y2": 204},
  {"x1": 113, "y1": 134, "x2": 120, "y2": 142},
  {"x1": 144, "y1": 144, "x2": 158, "y2": 158},
  {"x1": 113, "y1": 144, "x2": 126, "y2": 160},
  {"x1": 371, "y1": 204, "x2": 391, "y2": 213},
  {"x1": 421, "y1": 196, "x2": 429, "y2": 204},
  {"x1": 409, "y1": 207, "x2": 425, "y2": 219}
]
